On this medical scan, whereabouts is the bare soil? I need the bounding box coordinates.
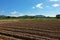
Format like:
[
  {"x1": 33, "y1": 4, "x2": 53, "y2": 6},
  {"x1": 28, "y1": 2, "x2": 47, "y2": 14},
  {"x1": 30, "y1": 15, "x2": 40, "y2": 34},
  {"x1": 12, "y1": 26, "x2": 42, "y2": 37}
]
[{"x1": 0, "y1": 19, "x2": 60, "y2": 40}]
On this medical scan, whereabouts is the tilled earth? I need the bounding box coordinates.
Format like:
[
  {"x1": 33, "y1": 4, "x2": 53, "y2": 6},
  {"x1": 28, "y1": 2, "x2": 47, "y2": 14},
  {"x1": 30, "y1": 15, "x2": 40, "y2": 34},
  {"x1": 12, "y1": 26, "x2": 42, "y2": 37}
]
[{"x1": 0, "y1": 19, "x2": 60, "y2": 40}]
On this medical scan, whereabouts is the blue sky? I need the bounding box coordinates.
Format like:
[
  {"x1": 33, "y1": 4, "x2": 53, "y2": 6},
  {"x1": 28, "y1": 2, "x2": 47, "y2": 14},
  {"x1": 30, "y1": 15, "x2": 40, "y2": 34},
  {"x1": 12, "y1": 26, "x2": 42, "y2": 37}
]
[{"x1": 0, "y1": 0, "x2": 60, "y2": 17}]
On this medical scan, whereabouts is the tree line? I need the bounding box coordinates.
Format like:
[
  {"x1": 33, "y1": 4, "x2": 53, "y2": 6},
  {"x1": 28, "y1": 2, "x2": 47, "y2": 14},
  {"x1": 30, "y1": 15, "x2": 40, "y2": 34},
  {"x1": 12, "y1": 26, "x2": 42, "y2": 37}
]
[{"x1": 0, "y1": 14, "x2": 60, "y2": 19}]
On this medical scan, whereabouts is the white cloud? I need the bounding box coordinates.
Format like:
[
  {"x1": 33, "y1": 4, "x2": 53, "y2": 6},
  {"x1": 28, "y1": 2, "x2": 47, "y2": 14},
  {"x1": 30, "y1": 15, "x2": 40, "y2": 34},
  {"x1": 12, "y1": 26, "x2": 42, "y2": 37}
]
[
  {"x1": 52, "y1": 4, "x2": 60, "y2": 7},
  {"x1": 36, "y1": 3, "x2": 43, "y2": 8},
  {"x1": 28, "y1": 14, "x2": 36, "y2": 16},
  {"x1": 49, "y1": 0, "x2": 59, "y2": 2},
  {"x1": 46, "y1": 6, "x2": 49, "y2": 7},
  {"x1": 19, "y1": 13, "x2": 24, "y2": 16},
  {"x1": 32, "y1": 3, "x2": 43, "y2": 9},
  {"x1": 26, "y1": 12, "x2": 36, "y2": 16},
  {"x1": 11, "y1": 11, "x2": 17, "y2": 15},
  {"x1": 11, "y1": 11, "x2": 25, "y2": 16},
  {"x1": 10, "y1": 12, "x2": 25, "y2": 17},
  {"x1": 32, "y1": 7, "x2": 35, "y2": 9}
]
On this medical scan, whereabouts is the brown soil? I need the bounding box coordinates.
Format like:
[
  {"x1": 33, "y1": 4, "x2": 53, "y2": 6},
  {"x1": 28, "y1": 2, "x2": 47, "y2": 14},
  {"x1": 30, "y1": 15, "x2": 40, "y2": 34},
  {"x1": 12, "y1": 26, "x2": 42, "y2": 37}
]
[{"x1": 0, "y1": 20, "x2": 60, "y2": 40}]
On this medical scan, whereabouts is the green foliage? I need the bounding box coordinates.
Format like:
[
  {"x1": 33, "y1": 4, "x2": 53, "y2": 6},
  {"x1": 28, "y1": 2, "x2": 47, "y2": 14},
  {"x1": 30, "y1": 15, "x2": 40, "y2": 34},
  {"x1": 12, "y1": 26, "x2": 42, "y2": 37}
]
[
  {"x1": 0, "y1": 14, "x2": 60, "y2": 20},
  {"x1": 56, "y1": 14, "x2": 60, "y2": 18}
]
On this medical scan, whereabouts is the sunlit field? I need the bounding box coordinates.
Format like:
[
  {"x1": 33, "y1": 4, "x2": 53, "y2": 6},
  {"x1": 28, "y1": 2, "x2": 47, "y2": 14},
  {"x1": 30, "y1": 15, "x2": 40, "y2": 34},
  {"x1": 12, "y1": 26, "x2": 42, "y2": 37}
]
[
  {"x1": 0, "y1": 18, "x2": 60, "y2": 40},
  {"x1": 0, "y1": 0, "x2": 60, "y2": 40}
]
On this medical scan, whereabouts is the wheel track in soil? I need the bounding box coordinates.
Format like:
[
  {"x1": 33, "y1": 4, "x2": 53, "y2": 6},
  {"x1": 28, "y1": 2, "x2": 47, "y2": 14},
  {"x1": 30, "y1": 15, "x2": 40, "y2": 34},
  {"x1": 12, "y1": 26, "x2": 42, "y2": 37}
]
[
  {"x1": 0, "y1": 20, "x2": 60, "y2": 40},
  {"x1": 0, "y1": 26, "x2": 60, "y2": 40}
]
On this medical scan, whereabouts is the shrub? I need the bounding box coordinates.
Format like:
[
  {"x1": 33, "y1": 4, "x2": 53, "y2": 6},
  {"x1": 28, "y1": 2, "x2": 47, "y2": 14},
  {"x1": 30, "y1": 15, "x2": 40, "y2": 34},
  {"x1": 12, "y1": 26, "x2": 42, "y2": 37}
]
[{"x1": 56, "y1": 14, "x2": 60, "y2": 18}]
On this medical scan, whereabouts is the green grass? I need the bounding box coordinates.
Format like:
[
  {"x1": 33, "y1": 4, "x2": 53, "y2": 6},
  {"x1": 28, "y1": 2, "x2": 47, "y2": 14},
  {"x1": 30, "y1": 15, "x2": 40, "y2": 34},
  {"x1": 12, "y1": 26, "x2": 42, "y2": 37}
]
[{"x1": 0, "y1": 18, "x2": 60, "y2": 21}]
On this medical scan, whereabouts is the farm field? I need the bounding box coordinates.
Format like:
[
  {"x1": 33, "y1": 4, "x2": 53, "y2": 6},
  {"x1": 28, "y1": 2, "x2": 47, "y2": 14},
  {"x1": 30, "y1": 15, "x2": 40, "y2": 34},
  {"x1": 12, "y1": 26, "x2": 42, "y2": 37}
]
[{"x1": 0, "y1": 19, "x2": 60, "y2": 40}]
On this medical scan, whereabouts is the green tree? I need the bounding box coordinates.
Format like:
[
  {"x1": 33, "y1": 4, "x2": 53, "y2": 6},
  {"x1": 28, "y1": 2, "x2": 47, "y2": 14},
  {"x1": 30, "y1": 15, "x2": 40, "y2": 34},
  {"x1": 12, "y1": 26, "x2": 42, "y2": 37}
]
[{"x1": 56, "y1": 14, "x2": 60, "y2": 18}]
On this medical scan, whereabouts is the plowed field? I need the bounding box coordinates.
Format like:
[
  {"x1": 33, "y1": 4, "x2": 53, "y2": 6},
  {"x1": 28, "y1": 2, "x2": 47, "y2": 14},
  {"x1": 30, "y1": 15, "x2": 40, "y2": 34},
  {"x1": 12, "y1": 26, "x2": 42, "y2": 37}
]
[{"x1": 0, "y1": 19, "x2": 60, "y2": 40}]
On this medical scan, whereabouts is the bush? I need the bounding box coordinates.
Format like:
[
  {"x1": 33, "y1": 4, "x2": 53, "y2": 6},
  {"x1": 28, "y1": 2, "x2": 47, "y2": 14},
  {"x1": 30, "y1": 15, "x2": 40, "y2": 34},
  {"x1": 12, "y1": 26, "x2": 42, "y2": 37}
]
[{"x1": 56, "y1": 14, "x2": 60, "y2": 18}]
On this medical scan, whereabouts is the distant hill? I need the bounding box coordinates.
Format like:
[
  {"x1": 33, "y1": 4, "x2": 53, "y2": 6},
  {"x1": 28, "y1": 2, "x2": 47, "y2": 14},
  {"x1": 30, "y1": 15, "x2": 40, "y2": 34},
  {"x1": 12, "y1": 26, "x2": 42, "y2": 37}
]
[
  {"x1": 0, "y1": 15, "x2": 7, "y2": 18},
  {"x1": 35, "y1": 15, "x2": 46, "y2": 18}
]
